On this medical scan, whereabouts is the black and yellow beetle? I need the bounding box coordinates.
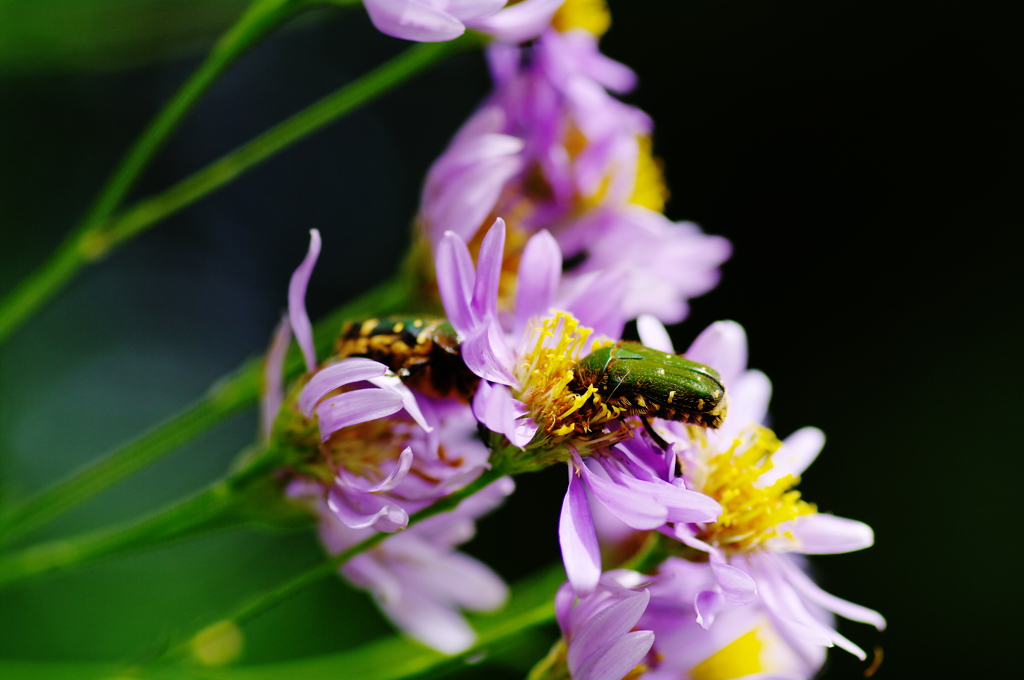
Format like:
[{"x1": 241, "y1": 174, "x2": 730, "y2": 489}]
[{"x1": 334, "y1": 316, "x2": 479, "y2": 402}]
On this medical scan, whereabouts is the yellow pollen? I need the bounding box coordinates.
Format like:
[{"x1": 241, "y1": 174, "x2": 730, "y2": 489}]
[
  {"x1": 690, "y1": 627, "x2": 765, "y2": 680},
  {"x1": 694, "y1": 426, "x2": 816, "y2": 554},
  {"x1": 515, "y1": 312, "x2": 616, "y2": 441},
  {"x1": 630, "y1": 136, "x2": 670, "y2": 213},
  {"x1": 552, "y1": 0, "x2": 612, "y2": 36}
]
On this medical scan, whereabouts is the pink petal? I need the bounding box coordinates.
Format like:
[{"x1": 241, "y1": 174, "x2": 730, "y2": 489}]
[
  {"x1": 694, "y1": 589, "x2": 722, "y2": 630},
  {"x1": 560, "y1": 466, "x2": 602, "y2": 596},
  {"x1": 711, "y1": 559, "x2": 758, "y2": 605},
  {"x1": 471, "y1": 217, "x2": 505, "y2": 322},
  {"x1": 466, "y1": 0, "x2": 563, "y2": 43},
  {"x1": 790, "y1": 514, "x2": 875, "y2": 554},
  {"x1": 636, "y1": 314, "x2": 674, "y2": 353},
  {"x1": 363, "y1": 0, "x2": 466, "y2": 42},
  {"x1": 761, "y1": 426, "x2": 825, "y2": 483},
  {"x1": 685, "y1": 320, "x2": 748, "y2": 386},
  {"x1": 298, "y1": 358, "x2": 388, "y2": 417},
  {"x1": 367, "y1": 374, "x2": 433, "y2": 432},
  {"x1": 572, "y1": 630, "x2": 654, "y2": 680},
  {"x1": 436, "y1": 230, "x2": 477, "y2": 336},
  {"x1": 776, "y1": 554, "x2": 886, "y2": 630},
  {"x1": 462, "y1": 318, "x2": 517, "y2": 385},
  {"x1": 316, "y1": 389, "x2": 404, "y2": 440},
  {"x1": 514, "y1": 230, "x2": 561, "y2": 332},
  {"x1": 580, "y1": 462, "x2": 667, "y2": 530},
  {"x1": 567, "y1": 590, "x2": 650, "y2": 672},
  {"x1": 260, "y1": 315, "x2": 292, "y2": 440},
  {"x1": 288, "y1": 229, "x2": 321, "y2": 372}
]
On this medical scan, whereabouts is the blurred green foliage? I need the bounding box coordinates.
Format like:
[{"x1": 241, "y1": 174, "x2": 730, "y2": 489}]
[{"x1": 0, "y1": 0, "x2": 249, "y2": 73}]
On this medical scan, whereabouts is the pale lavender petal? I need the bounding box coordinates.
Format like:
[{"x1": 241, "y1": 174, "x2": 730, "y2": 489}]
[
  {"x1": 725, "y1": 369, "x2": 772, "y2": 432},
  {"x1": 288, "y1": 229, "x2": 321, "y2": 372},
  {"x1": 572, "y1": 630, "x2": 655, "y2": 680},
  {"x1": 316, "y1": 389, "x2": 404, "y2": 440},
  {"x1": 437, "y1": 230, "x2": 477, "y2": 336},
  {"x1": 399, "y1": 547, "x2": 508, "y2": 612},
  {"x1": 580, "y1": 462, "x2": 667, "y2": 530},
  {"x1": 554, "y1": 581, "x2": 576, "y2": 635},
  {"x1": 685, "y1": 320, "x2": 748, "y2": 386},
  {"x1": 636, "y1": 314, "x2": 674, "y2": 353},
  {"x1": 560, "y1": 466, "x2": 602, "y2": 596},
  {"x1": 471, "y1": 218, "x2": 505, "y2": 322},
  {"x1": 369, "y1": 447, "x2": 414, "y2": 493},
  {"x1": 363, "y1": 0, "x2": 466, "y2": 42},
  {"x1": 328, "y1": 485, "x2": 393, "y2": 530},
  {"x1": 443, "y1": 0, "x2": 507, "y2": 21},
  {"x1": 759, "y1": 426, "x2": 825, "y2": 484},
  {"x1": 776, "y1": 555, "x2": 886, "y2": 630},
  {"x1": 602, "y1": 466, "x2": 720, "y2": 524},
  {"x1": 694, "y1": 589, "x2": 722, "y2": 630},
  {"x1": 260, "y1": 315, "x2": 292, "y2": 440},
  {"x1": 462, "y1": 318, "x2": 517, "y2": 386},
  {"x1": 567, "y1": 590, "x2": 650, "y2": 672},
  {"x1": 562, "y1": 270, "x2": 627, "y2": 340},
  {"x1": 467, "y1": 0, "x2": 563, "y2": 43},
  {"x1": 514, "y1": 230, "x2": 561, "y2": 332},
  {"x1": 377, "y1": 588, "x2": 477, "y2": 654},
  {"x1": 367, "y1": 374, "x2": 433, "y2": 432},
  {"x1": 298, "y1": 358, "x2": 389, "y2": 417},
  {"x1": 711, "y1": 559, "x2": 758, "y2": 605},
  {"x1": 790, "y1": 514, "x2": 875, "y2": 554}
]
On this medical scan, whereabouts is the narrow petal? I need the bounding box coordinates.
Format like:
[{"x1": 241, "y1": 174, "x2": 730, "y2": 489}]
[
  {"x1": 288, "y1": 229, "x2": 321, "y2": 372},
  {"x1": 471, "y1": 217, "x2": 505, "y2": 322},
  {"x1": 462, "y1": 319, "x2": 517, "y2": 385},
  {"x1": 636, "y1": 314, "x2": 674, "y2": 353},
  {"x1": 377, "y1": 588, "x2": 477, "y2": 654},
  {"x1": 776, "y1": 555, "x2": 886, "y2": 630},
  {"x1": 711, "y1": 559, "x2": 758, "y2": 605},
  {"x1": 694, "y1": 590, "x2": 722, "y2": 630},
  {"x1": 363, "y1": 0, "x2": 466, "y2": 42},
  {"x1": 316, "y1": 389, "x2": 404, "y2": 440},
  {"x1": 790, "y1": 514, "x2": 875, "y2": 554},
  {"x1": 467, "y1": 0, "x2": 563, "y2": 43},
  {"x1": 685, "y1": 320, "x2": 748, "y2": 386},
  {"x1": 328, "y1": 486, "x2": 392, "y2": 530},
  {"x1": 763, "y1": 426, "x2": 825, "y2": 482},
  {"x1": 560, "y1": 466, "x2": 602, "y2": 596},
  {"x1": 572, "y1": 630, "x2": 654, "y2": 680},
  {"x1": 514, "y1": 230, "x2": 562, "y2": 332},
  {"x1": 260, "y1": 315, "x2": 292, "y2": 440},
  {"x1": 367, "y1": 374, "x2": 433, "y2": 431},
  {"x1": 580, "y1": 463, "x2": 668, "y2": 530},
  {"x1": 368, "y1": 447, "x2": 414, "y2": 493},
  {"x1": 298, "y1": 358, "x2": 388, "y2": 417},
  {"x1": 436, "y1": 230, "x2": 477, "y2": 336},
  {"x1": 568, "y1": 590, "x2": 650, "y2": 672}
]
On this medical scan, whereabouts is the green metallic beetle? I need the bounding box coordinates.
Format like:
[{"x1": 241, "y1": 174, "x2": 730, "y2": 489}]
[{"x1": 569, "y1": 341, "x2": 727, "y2": 431}]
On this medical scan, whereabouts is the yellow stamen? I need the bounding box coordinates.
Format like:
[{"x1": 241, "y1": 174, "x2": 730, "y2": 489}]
[
  {"x1": 693, "y1": 426, "x2": 816, "y2": 554},
  {"x1": 514, "y1": 312, "x2": 620, "y2": 443},
  {"x1": 552, "y1": 0, "x2": 612, "y2": 37}
]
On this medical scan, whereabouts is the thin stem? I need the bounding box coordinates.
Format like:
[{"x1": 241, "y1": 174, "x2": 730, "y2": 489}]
[
  {"x1": 0, "y1": 0, "x2": 315, "y2": 345},
  {"x1": 0, "y1": 273, "x2": 415, "y2": 546},
  {"x1": 0, "y1": 29, "x2": 478, "y2": 345},
  {"x1": 161, "y1": 466, "x2": 509, "y2": 663}
]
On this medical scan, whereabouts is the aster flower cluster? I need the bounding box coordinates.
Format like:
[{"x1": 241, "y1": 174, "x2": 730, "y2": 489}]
[{"x1": 252, "y1": 1, "x2": 884, "y2": 676}]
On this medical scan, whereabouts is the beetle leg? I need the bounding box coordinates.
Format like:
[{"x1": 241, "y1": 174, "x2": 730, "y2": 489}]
[{"x1": 640, "y1": 416, "x2": 670, "y2": 450}]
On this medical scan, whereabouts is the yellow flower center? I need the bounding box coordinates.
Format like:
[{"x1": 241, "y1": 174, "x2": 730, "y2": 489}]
[
  {"x1": 690, "y1": 627, "x2": 765, "y2": 680},
  {"x1": 552, "y1": 0, "x2": 612, "y2": 36},
  {"x1": 630, "y1": 135, "x2": 670, "y2": 213},
  {"x1": 515, "y1": 312, "x2": 622, "y2": 443},
  {"x1": 691, "y1": 426, "x2": 816, "y2": 554}
]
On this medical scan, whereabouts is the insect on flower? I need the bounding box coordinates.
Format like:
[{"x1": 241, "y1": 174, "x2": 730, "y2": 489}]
[
  {"x1": 335, "y1": 316, "x2": 479, "y2": 401},
  {"x1": 569, "y1": 341, "x2": 727, "y2": 437}
]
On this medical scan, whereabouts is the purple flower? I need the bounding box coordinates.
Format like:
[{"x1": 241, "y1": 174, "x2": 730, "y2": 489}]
[
  {"x1": 363, "y1": 0, "x2": 563, "y2": 43},
  {"x1": 419, "y1": 24, "x2": 730, "y2": 325},
  {"x1": 289, "y1": 476, "x2": 514, "y2": 653},
  {"x1": 554, "y1": 570, "x2": 654, "y2": 680},
  {"x1": 435, "y1": 219, "x2": 720, "y2": 595},
  {"x1": 634, "y1": 316, "x2": 886, "y2": 661}
]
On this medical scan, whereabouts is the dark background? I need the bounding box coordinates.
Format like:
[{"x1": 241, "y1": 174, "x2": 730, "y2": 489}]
[{"x1": 1, "y1": 0, "x2": 1020, "y2": 677}]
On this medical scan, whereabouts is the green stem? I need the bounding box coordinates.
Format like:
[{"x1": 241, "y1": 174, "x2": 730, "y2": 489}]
[
  {"x1": 0, "y1": 273, "x2": 415, "y2": 547},
  {"x1": 0, "y1": 0, "x2": 316, "y2": 345},
  {"x1": 162, "y1": 466, "x2": 509, "y2": 663},
  {"x1": 0, "y1": 28, "x2": 477, "y2": 346}
]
